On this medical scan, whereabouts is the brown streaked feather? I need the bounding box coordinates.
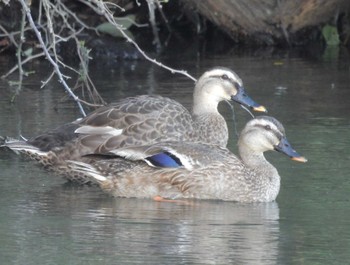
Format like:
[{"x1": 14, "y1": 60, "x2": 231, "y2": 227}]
[
  {"x1": 74, "y1": 95, "x2": 199, "y2": 154},
  {"x1": 5, "y1": 68, "x2": 268, "y2": 186},
  {"x1": 65, "y1": 116, "x2": 305, "y2": 202}
]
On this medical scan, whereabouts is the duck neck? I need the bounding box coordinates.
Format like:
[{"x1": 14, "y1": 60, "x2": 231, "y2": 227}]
[
  {"x1": 191, "y1": 85, "x2": 228, "y2": 146},
  {"x1": 238, "y1": 142, "x2": 278, "y2": 177},
  {"x1": 238, "y1": 143, "x2": 280, "y2": 201},
  {"x1": 192, "y1": 94, "x2": 220, "y2": 116},
  {"x1": 192, "y1": 79, "x2": 222, "y2": 115},
  {"x1": 192, "y1": 113, "x2": 228, "y2": 147}
]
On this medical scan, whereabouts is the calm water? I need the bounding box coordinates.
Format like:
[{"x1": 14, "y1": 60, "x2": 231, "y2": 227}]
[{"x1": 0, "y1": 47, "x2": 350, "y2": 264}]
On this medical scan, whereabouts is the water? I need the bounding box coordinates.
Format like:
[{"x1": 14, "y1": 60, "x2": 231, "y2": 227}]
[{"x1": 0, "y1": 46, "x2": 350, "y2": 264}]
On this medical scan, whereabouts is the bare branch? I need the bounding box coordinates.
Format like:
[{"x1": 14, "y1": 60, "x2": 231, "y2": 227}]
[
  {"x1": 18, "y1": 0, "x2": 87, "y2": 116},
  {"x1": 0, "y1": 24, "x2": 19, "y2": 48},
  {"x1": 85, "y1": 0, "x2": 197, "y2": 82},
  {"x1": 146, "y1": 0, "x2": 161, "y2": 51},
  {"x1": 155, "y1": 0, "x2": 172, "y2": 33},
  {"x1": 40, "y1": 70, "x2": 55, "y2": 88},
  {"x1": 59, "y1": 2, "x2": 96, "y2": 32},
  {"x1": 3, "y1": 0, "x2": 196, "y2": 115},
  {"x1": 1, "y1": 52, "x2": 45, "y2": 79},
  {"x1": 16, "y1": 7, "x2": 27, "y2": 93}
]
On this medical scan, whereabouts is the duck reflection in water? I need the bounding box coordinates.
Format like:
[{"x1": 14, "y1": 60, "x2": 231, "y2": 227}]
[{"x1": 33, "y1": 186, "x2": 281, "y2": 264}]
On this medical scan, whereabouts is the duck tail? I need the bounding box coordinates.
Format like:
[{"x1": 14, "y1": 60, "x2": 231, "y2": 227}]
[{"x1": 2, "y1": 137, "x2": 48, "y2": 156}]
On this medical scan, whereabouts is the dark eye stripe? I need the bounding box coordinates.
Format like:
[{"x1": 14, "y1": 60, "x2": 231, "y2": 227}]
[
  {"x1": 221, "y1": 74, "x2": 229, "y2": 80},
  {"x1": 210, "y1": 74, "x2": 235, "y2": 84},
  {"x1": 256, "y1": 124, "x2": 283, "y2": 140},
  {"x1": 211, "y1": 74, "x2": 230, "y2": 79}
]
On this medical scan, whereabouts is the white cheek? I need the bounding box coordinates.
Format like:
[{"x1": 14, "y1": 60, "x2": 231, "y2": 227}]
[
  {"x1": 247, "y1": 134, "x2": 274, "y2": 151},
  {"x1": 215, "y1": 85, "x2": 232, "y2": 100},
  {"x1": 205, "y1": 84, "x2": 221, "y2": 98}
]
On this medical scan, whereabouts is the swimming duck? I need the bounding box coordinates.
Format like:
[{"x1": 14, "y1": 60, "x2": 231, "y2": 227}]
[
  {"x1": 73, "y1": 67, "x2": 266, "y2": 150},
  {"x1": 3, "y1": 67, "x2": 265, "y2": 170},
  {"x1": 68, "y1": 116, "x2": 307, "y2": 202}
]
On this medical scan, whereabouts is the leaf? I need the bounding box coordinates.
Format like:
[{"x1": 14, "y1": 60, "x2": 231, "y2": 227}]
[
  {"x1": 1, "y1": 0, "x2": 11, "y2": 5},
  {"x1": 114, "y1": 15, "x2": 136, "y2": 30},
  {"x1": 96, "y1": 14, "x2": 136, "y2": 35},
  {"x1": 322, "y1": 45, "x2": 339, "y2": 61},
  {"x1": 23, "y1": 47, "x2": 33, "y2": 57},
  {"x1": 96, "y1": 22, "x2": 134, "y2": 40},
  {"x1": 322, "y1": 25, "x2": 340, "y2": 46}
]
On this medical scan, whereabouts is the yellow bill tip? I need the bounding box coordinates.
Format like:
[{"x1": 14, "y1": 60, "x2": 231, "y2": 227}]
[
  {"x1": 291, "y1": 156, "x2": 308, "y2": 163},
  {"x1": 253, "y1": 105, "x2": 267, "y2": 113}
]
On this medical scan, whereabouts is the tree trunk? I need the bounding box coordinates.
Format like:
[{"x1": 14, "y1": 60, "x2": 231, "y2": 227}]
[{"x1": 181, "y1": 0, "x2": 349, "y2": 45}]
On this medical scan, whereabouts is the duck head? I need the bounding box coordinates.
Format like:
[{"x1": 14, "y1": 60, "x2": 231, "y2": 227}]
[
  {"x1": 194, "y1": 67, "x2": 267, "y2": 113},
  {"x1": 239, "y1": 116, "x2": 307, "y2": 162}
]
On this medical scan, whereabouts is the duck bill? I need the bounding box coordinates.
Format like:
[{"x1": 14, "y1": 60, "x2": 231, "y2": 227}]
[
  {"x1": 231, "y1": 86, "x2": 267, "y2": 112},
  {"x1": 274, "y1": 137, "x2": 307, "y2": 163}
]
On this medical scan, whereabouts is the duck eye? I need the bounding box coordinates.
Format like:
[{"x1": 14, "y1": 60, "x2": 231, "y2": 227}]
[
  {"x1": 265, "y1": 125, "x2": 271, "y2": 130},
  {"x1": 221, "y1": 74, "x2": 229, "y2": 80}
]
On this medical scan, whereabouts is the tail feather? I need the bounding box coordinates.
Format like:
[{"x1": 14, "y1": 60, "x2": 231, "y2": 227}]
[
  {"x1": 67, "y1": 160, "x2": 107, "y2": 182},
  {"x1": 2, "y1": 138, "x2": 48, "y2": 156},
  {"x1": 0, "y1": 135, "x2": 5, "y2": 145}
]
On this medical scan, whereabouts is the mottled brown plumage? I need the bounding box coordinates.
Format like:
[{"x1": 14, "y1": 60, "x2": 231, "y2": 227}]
[
  {"x1": 73, "y1": 67, "x2": 266, "y2": 154},
  {"x1": 69, "y1": 116, "x2": 307, "y2": 202},
  {"x1": 3, "y1": 67, "x2": 265, "y2": 181}
]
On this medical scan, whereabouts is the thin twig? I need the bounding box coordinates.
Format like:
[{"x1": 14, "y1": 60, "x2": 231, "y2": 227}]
[
  {"x1": 18, "y1": 0, "x2": 86, "y2": 116},
  {"x1": 0, "y1": 24, "x2": 19, "y2": 48},
  {"x1": 45, "y1": 0, "x2": 104, "y2": 106},
  {"x1": 15, "y1": 7, "x2": 27, "y2": 94},
  {"x1": 59, "y1": 2, "x2": 96, "y2": 32},
  {"x1": 1, "y1": 52, "x2": 45, "y2": 79},
  {"x1": 146, "y1": 0, "x2": 161, "y2": 51},
  {"x1": 240, "y1": 105, "x2": 255, "y2": 118},
  {"x1": 76, "y1": 42, "x2": 106, "y2": 105},
  {"x1": 103, "y1": 1, "x2": 126, "y2": 12},
  {"x1": 75, "y1": 97, "x2": 105, "y2": 107},
  {"x1": 86, "y1": 0, "x2": 197, "y2": 82},
  {"x1": 155, "y1": 0, "x2": 172, "y2": 33},
  {"x1": 40, "y1": 70, "x2": 55, "y2": 88}
]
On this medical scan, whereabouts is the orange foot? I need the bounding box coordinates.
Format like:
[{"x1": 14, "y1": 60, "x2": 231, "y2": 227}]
[{"x1": 153, "y1": 195, "x2": 192, "y2": 205}]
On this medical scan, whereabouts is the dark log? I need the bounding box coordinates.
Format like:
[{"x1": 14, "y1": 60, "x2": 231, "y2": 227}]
[{"x1": 181, "y1": 0, "x2": 350, "y2": 45}]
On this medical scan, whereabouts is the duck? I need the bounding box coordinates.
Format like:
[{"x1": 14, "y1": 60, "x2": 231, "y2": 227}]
[
  {"x1": 68, "y1": 116, "x2": 307, "y2": 202},
  {"x1": 3, "y1": 67, "x2": 266, "y2": 175},
  {"x1": 73, "y1": 67, "x2": 266, "y2": 149}
]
